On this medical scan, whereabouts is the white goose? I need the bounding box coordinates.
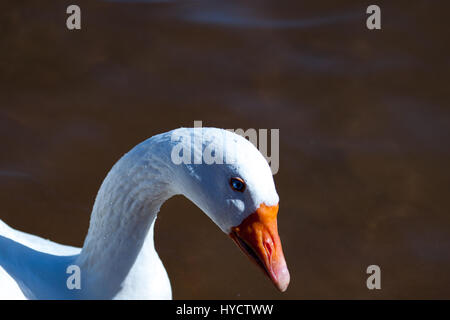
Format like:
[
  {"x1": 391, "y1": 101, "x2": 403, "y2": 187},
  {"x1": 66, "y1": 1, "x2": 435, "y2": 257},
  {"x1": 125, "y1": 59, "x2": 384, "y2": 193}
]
[{"x1": 0, "y1": 127, "x2": 289, "y2": 299}]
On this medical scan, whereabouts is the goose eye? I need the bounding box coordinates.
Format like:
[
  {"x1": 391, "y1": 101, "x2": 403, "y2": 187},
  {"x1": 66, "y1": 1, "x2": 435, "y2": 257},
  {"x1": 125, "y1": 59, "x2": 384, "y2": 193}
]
[{"x1": 230, "y1": 177, "x2": 246, "y2": 192}]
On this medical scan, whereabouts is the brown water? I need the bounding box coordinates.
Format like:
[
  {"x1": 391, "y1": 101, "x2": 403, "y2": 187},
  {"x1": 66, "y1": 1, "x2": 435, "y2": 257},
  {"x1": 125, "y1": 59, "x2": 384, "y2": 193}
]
[{"x1": 1, "y1": 0, "x2": 449, "y2": 299}]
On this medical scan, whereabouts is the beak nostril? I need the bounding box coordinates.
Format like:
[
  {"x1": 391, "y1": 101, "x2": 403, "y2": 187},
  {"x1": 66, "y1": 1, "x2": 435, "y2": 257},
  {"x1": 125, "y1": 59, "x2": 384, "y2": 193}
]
[{"x1": 264, "y1": 238, "x2": 273, "y2": 257}]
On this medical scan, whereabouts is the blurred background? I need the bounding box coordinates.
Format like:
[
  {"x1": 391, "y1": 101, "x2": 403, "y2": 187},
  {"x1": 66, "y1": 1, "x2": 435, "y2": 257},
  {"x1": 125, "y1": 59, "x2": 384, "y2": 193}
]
[{"x1": 0, "y1": 0, "x2": 449, "y2": 299}]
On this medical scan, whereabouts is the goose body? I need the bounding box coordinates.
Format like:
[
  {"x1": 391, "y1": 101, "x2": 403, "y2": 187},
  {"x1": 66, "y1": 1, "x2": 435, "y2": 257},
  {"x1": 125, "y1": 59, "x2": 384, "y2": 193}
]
[{"x1": 0, "y1": 128, "x2": 289, "y2": 299}]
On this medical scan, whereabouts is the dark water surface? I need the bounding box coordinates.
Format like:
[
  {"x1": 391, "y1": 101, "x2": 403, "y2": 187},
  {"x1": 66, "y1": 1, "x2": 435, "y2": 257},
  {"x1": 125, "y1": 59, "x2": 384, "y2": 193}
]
[{"x1": 1, "y1": 1, "x2": 449, "y2": 298}]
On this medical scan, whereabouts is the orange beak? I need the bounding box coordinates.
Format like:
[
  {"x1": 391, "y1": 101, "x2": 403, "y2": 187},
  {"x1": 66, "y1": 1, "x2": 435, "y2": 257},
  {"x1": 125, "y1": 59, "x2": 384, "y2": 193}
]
[{"x1": 230, "y1": 203, "x2": 290, "y2": 292}]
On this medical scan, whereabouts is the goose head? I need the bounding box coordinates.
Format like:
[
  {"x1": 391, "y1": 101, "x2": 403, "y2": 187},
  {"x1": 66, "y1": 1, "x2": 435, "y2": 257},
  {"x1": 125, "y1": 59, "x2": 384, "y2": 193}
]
[{"x1": 170, "y1": 128, "x2": 290, "y2": 292}]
